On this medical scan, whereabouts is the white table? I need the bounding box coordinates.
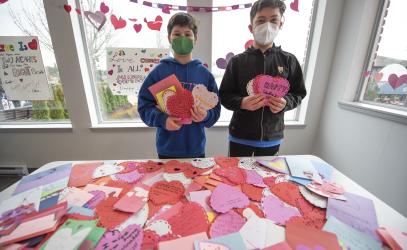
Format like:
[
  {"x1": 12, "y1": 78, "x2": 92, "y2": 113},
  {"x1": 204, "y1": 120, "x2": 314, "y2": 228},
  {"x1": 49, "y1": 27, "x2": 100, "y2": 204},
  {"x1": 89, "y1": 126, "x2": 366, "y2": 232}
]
[{"x1": 1, "y1": 155, "x2": 406, "y2": 232}]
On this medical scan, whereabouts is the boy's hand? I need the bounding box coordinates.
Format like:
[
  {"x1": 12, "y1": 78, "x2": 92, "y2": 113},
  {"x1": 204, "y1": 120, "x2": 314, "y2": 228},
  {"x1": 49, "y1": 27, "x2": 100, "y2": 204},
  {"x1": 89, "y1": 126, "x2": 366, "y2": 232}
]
[
  {"x1": 191, "y1": 105, "x2": 207, "y2": 123},
  {"x1": 268, "y1": 96, "x2": 287, "y2": 113},
  {"x1": 165, "y1": 117, "x2": 182, "y2": 131},
  {"x1": 241, "y1": 94, "x2": 266, "y2": 111}
]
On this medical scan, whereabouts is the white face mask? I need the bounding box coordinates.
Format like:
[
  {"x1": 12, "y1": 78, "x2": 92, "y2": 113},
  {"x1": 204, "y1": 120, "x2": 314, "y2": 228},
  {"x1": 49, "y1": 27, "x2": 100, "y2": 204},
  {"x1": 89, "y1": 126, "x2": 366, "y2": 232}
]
[{"x1": 253, "y1": 22, "x2": 279, "y2": 46}]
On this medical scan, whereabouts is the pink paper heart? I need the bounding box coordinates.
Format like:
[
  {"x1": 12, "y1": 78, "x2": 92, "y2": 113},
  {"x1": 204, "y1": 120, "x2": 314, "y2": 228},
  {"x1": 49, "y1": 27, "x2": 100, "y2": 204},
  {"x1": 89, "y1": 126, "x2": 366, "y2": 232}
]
[
  {"x1": 100, "y1": 2, "x2": 109, "y2": 14},
  {"x1": 254, "y1": 75, "x2": 290, "y2": 97},
  {"x1": 210, "y1": 183, "x2": 249, "y2": 213},
  {"x1": 209, "y1": 210, "x2": 246, "y2": 238},
  {"x1": 94, "y1": 224, "x2": 143, "y2": 250},
  {"x1": 192, "y1": 84, "x2": 219, "y2": 111},
  {"x1": 114, "y1": 170, "x2": 143, "y2": 183},
  {"x1": 262, "y1": 195, "x2": 301, "y2": 226},
  {"x1": 374, "y1": 72, "x2": 383, "y2": 82},
  {"x1": 133, "y1": 23, "x2": 142, "y2": 33},
  {"x1": 290, "y1": 0, "x2": 299, "y2": 12},
  {"x1": 362, "y1": 71, "x2": 371, "y2": 78},
  {"x1": 84, "y1": 11, "x2": 107, "y2": 31},
  {"x1": 110, "y1": 14, "x2": 127, "y2": 30},
  {"x1": 388, "y1": 74, "x2": 407, "y2": 89},
  {"x1": 245, "y1": 170, "x2": 267, "y2": 187},
  {"x1": 144, "y1": 16, "x2": 163, "y2": 31}
]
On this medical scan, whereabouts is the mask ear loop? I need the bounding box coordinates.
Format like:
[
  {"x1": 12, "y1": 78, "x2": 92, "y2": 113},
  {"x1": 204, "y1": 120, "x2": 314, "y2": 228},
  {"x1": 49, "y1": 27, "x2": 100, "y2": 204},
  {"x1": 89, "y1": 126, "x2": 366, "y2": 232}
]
[{"x1": 280, "y1": 15, "x2": 285, "y2": 29}]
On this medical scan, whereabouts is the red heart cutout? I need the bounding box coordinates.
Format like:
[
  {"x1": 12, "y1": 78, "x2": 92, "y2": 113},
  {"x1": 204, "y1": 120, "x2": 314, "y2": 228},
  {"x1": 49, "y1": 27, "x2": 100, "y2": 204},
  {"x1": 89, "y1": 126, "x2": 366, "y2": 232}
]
[
  {"x1": 108, "y1": 69, "x2": 113, "y2": 75},
  {"x1": 144, "y1": 15, "x2": 163, "y2": 31},
  {"x1": 388, "y1": 74, "x2": 407, "y2": 89},
  {"x1": 137, "y1": 160, "x2": 163, "y2": 173},
  {"x1": 149, "y1": 180, "x2": 185, "y2": 205},
  {"x1": 214, "y1": 156, "x2": 239, "y2": 168},
  {"x1": 166, "y1": 89, "x2": 194, "y2": 119},
  {"x1": 63, "y1": 4, "x2": 72, "y2": 13},
  {"x1": 0, "y1": 0, "x2": 9, "y2": 4},
  {"x1": 75, "y1": 8, "x2": 81, "y2": 15},
  {"x1": 214, "y1": 167, "x2": 246, "y2": 184},
  {"x1": 142, "y1": 230, "x2": 160, "y2": 249},
  {"x1": 28, "y1": 39, "x2": 38, "y2": 50},
  {"x1": 95, "y1": 196, "x2": 131, "y2": 229},
  {"x1": 290, "y1": 0, "x2": 299, "y2": 12},
  {"x1": 100, "y1": 2, "x2": 109, "y2": 14},
  {"x1": 133, "y1": 23, "x2": 142, "y2": 33},
  {"x1": 168, "y1": 202, "x2": 209, "y2": 237},
  {"x1": 110, "y1": 14, "x2": 126, "y2": 30},
  {"x1": 241, "y1": 183, "x2": 263, "y2": 202},
  {"x1": 163, "y1": 160, "x2": 188, "y2": 173},
  {"x1": 161, "y1": 5, "x2": 171, "y2": 14}
]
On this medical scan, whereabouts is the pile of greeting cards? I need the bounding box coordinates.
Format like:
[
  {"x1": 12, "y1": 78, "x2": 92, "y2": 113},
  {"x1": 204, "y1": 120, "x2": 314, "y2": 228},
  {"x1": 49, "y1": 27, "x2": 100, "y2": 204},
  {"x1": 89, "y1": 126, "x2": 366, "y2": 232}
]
[
  {"x1": 148, "y1": 74, "x2": 218, "y2": 124},
  {"x1": 0, "y1": 156, "x2": 405, "y2": 250}
]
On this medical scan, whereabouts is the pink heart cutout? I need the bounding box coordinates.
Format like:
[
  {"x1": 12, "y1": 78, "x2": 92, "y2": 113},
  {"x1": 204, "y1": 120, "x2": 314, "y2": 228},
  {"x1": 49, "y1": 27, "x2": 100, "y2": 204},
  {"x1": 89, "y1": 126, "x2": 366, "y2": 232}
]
[
  {"x1": 192, "y1": 84, "x2": 218, "y2": 111},
  {"x1": 100, "y1": 2, "x2": 109, "y2": 14},
  {"x1": 133, "y1": 24, "x2": 142, "y2": 33},
  {"x1": 210, "y1": 183, "x2": 249, "y2": 213},
  {"x1": 290, "y1": 0, "x2": 299, "y2": 12},
  {"x1": 209, "y1": 210, "x2": 246, "y2": 238},
  {"x1": 388, "y1": 74, "x2": 407, "y2": 89},
  {"x1": 84, "y1": 11, "x2": 107, "y2": 31},
  {"x1": 110, "y1": 14, "x2": 126, "y2": 30},
  {"x1": 254, "y1": 75, "x2": 290, "y2": 97},
  {"x1": 94, "y1": 224, "x2": 143, "y2": 250},
  {"x1": 262, "y1": 195, "x2": 301, "y2": 226}
]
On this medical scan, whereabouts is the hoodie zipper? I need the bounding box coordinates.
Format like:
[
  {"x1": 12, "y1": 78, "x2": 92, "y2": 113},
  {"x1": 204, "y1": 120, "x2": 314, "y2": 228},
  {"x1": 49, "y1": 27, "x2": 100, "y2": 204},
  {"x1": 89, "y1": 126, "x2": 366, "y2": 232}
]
[{"x1": 260, "y1": 52, "x2": 266, "y2": 142}]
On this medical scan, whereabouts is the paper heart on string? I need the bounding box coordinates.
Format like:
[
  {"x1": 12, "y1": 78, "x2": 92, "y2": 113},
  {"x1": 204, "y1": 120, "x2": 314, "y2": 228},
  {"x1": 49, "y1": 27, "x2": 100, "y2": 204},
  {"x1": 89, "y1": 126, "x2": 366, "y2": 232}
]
[
  {"x1": 149, "y1": 181, "x2": 185, "y2": 205},
  {"x1": 261, "y1": 194, "x2": 301, "y2": 226},
  {"x1": 100, "y1": 2, "x2": 109, "y2": 14},
  {"x1": 210, "y1": 183, "x2": 249, "y2": 213},
  {"x1": 192, "y1": 84, "x2": 219, "y2": 111},
  {"x1": 388, "y1": 73, "x2": 407, "y2": 89},
  {"x1": 241, "y1": 183, "x2": 264, "y2": 202},
  {"x1": 133, "y1": 23, "x2": 142, "y2": 33},
  {"x1": 94, "y1": 224, "x2": 143, "y2": 250},
  {"x1": 214, "y1": 156, "x2": 239, "y2": 168},
  {"x1": 144, "y1": 15, "x2": 163, "y2": 31},
  {"x1": 110, "y1": 14, "x2": 127, "y2": 30},
  {"x1": 63, "y1": 4, "x2": 72, "y2": 13},
  {"x1": 253, "y1": 75, "x2": 290, "y2": 97},
  {"x1": 290, "y1": 0, "x2": 299, "y2": 12},
  {"x1": 167, "y1": 202, "x2": 209, "y2": 237},
  {"x1": 84, "y1": 11, "x2": 107, "y2": 31},
  {"x1": 28, "y1": 39, "x2": 38, "y2": 50},
  {"x1": 214, "y1": 167, "x2": 246, "y2": 184},
  {"x1": 216, "y1": 52, "x2": 234, "y2": 69},
  {"x1": 161, "y1": 5, "x2": 171, "y2": 14},
  {"x1": 166, "y1": 88, "x2": 194, "y2": 122},
  {"x1": 209, "y1": 210, "x2": 246, "y2": 238}
]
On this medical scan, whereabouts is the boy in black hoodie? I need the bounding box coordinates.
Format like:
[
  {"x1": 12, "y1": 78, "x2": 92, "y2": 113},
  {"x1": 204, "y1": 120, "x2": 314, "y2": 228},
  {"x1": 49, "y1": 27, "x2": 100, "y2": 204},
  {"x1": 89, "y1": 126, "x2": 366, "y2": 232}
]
[{"x1": 219, "y1": 0, "x2": 306, "y2": 157}]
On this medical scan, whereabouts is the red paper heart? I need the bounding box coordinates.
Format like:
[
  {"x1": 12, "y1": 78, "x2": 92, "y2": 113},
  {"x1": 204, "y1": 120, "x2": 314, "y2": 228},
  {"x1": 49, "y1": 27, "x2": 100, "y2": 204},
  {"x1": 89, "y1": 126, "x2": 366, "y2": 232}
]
[
  {"x1": 95, "y1": 196, "x2": 131, "y2": 229},
  {"x1": 63, "y1": 4, "x2": 72, "y2": 13},
  {"x1": 214, "y1": 167, "x2": 246, "y2": 184},
  {"x1": 0, "y1": 0, "x2": 9, "y2": 4},
  {"x1": 149, "y1": 181, "x2": 185, "y2": 205},
  {"x1": 163, "y1": 160, "x2": 188, "y2": 173},
  {"x1": 133, "y1": 23, "x2": 142, "y2": 33},
  {"x1": 161, "y1": 5, "x2": 171, "y2": 14},
  {"x1": 28, "y1": 39, "x2": 38, "y2": 50},
  {"x1": 107, "y1": 69, "x2": 113, "y2": 75},
  {"x1": 388, "y1": 73, "x2": 407, "y2": 89},
  {"x1": 148, "y1": 201, "x2": 164, "y2": 220},
  {"x1": 138, "y1": 160, "x2": 163, "y2": 173},
  {"x1": 166, "y1": 89, "x2": 194, "y2": 119},
  {"x1": 142, "y1": 229, "x2": 160, "y2": 249},
  {"x1": 110, "y1": 14, "x2": 126, "y2": 30},
  {"x1": 245, "y1": 39, "x2": 254, "y2": 49},
  {"x1": 235, "y1": 202, "x2": 265, "y2": 218},
  {"x1": 100, "y1": 2, "x2": 109, "y2": 14},
  {"x1": 167, "y1": 202, "x2": 209, "y2": 237},
  {"x1": 144, "y1": 15, "x2": 163, "y2": 31},
  {"x1": 241, "y1": 183, "x2": 264, "y2": 202},
  {"x1": 75, "y1": 8, "x2": 81, "y2": 15},
  {"x1": 184, "y1": 164, "x2": 209, "y2": 179},
  {"x1": 290, "y1": 0, "x2": 299, "y2": 12},
  {"x1": 214, "y1": 156, "x2": 239, "y2": 168}
]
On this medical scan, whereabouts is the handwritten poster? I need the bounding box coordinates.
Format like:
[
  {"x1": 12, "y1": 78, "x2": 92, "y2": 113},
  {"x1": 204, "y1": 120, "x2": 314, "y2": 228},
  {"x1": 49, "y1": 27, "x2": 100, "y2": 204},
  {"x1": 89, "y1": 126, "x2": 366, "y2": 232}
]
[
  {"x1": 106, "y1": 47, "x2": 169, "y2": 96},
  {"x1": 0, "y1": 36, "x2": 53, "y2": 100}
]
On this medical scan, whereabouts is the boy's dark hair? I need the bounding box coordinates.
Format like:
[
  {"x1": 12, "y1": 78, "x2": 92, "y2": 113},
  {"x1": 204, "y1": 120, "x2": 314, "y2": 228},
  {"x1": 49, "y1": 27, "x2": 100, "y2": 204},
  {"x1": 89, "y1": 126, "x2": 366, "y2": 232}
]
[
  {"x1": 250, "y1": 0, "x2": 286, "y2": 23},
  {"x1": 167, "y1": 12, "x2": 198, "y2": 37}
]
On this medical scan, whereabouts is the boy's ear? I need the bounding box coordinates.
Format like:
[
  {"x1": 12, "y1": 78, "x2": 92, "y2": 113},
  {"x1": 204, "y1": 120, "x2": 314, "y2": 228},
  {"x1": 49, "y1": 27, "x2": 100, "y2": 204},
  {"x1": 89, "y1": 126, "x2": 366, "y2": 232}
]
[
  {"x1": 168, "y1": 35, "x2": 171, "y2": 43},
  {"x1": 248, "y1": 24, "x2": 253, "y2": 34}
]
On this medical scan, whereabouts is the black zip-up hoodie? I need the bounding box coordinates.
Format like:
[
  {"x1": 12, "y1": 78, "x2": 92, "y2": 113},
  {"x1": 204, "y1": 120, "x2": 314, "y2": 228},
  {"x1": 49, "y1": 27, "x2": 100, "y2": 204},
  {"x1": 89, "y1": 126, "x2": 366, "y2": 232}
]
[{"x1": 219, "y1": 45, "x2": 307, "y2": 141}]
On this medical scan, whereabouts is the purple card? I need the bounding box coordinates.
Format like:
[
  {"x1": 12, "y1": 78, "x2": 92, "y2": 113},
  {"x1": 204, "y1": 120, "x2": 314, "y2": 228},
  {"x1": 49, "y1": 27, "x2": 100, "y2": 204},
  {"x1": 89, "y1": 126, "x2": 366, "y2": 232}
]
[
  {"x1": 13, "y1": 163, "x2": 72, "y2": 195},
  {"x1": 327, "y1": 192, "x2": 380, "y2": 241}
]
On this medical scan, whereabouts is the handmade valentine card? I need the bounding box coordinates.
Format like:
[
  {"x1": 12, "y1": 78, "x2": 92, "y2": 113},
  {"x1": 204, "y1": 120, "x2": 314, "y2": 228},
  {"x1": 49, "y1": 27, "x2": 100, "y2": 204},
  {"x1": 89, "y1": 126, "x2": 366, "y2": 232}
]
[
  {"x1": 83, "y1": 184, "x2": 122, "y2": 198},
  {"x1": 158, "y1": 232, "x2": 208, "y2": 250},
  {"x1": 166, "y1": 88, "x2": 194, "y2": 124},
  {"x1": 214, "y1": 156, "x2": 239, "y2": 168},
  {"x1": 68, "y1": 162, "x2": 103, "y2": 187},
  {"x1": 192, "y1": 84, "x2": 219, "y2": 111},
  {"x1": 241, "y1": 183, "x2": 264, "y2": 202},
  {"x1": 245, "y1": 169, "x2": 267, "y2": 187},
  {"x1": 306, "y1": 181, "x2": 346, "y2": 200},
  {"x1": 299, "y1": 186, "x2": 327, "y2": 208},
  {"x1": 261, "y1": 194, "x2": 301, "y2": 226},
  {"x1": 209, "y1": 210, "x2": 246, "y2": 238},
  {"x1": 376, "y1": 227, "x2": 407, "y2": 250},
  {"x1": 286, "y1": 221, "x2": 342, "y2": 250},
  {"x1": 214, "y1": 167, "x2": 246, "y2": 185},
  {"x1": 149, "y1": 180, "x2": 185, "y2": 205},
  {"x1": 191, "y1": 158, "x2": 216, "y2": 169},
  {"x1": 95, "y1": 196, "x2": 132, "y2": 230},
  {"x1": 112, "y1": 170, "x2": 143, "y2": 183},
  {"x1": 285, "y1": 156, "x2": 321, "y2": 182},
  {"x1": 94, "y1": 224, "x2": 143, "y2": 250},
  {"x1": 257, "y1": 157, "x2": 290, "y2": 174},
  {"x1": 58, "y1": 187, "x2": 94, "y2": 207},
  {"x1": 195, "y1": 232, "x2": 246, "y2": 250},
  {"x1": 209, "y1": 183, "x2": 249, "y2": 213},
  {"x1": 188, "y1": 190, "x2": 212, "y2": 212},
  {"x1": 252, "y1": 74, "x2": 290, "y2": 97},
  {"x1": 167, "y1": 202, "x2": 209, "y2": 237},
  {"x1": 148, "y1": 74, "x2": 183, "y2": 111},
  {"x1": 92, "y1": 164, "x2": 124, "y2": 179}
]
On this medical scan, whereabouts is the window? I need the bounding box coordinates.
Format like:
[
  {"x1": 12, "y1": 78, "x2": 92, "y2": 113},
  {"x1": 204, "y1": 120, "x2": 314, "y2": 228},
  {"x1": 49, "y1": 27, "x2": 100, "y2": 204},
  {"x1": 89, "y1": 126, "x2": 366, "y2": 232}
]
[
  {"x1": 0, "y1": 0, "x2": 70, "y2": 124},
  {"x1": 212, "y1": 0, "x2": 317, "y2": 123},
  {"x1": 75, "y1": 0, "x2": 186, "y2": 124},
  {"x1": 359, "y1": 0, "x2": 407, "y2": 109}
]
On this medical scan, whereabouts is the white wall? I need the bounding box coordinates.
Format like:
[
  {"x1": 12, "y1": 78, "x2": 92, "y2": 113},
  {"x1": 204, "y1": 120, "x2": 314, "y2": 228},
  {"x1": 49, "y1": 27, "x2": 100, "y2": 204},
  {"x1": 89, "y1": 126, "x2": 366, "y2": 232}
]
[{"x1": 313, "y1": 0, "x2": 407, "y2": 216}]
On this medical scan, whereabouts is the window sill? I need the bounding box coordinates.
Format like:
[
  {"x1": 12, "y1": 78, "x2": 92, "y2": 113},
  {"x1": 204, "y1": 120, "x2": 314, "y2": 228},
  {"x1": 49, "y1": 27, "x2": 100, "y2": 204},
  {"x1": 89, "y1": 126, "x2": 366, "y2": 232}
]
[
  {"x1": 0, "y1": 122, "x2": 72, "y2": 130},
  {"x1": 338, "y1": 101, "x2": 407, "y2": 125}
]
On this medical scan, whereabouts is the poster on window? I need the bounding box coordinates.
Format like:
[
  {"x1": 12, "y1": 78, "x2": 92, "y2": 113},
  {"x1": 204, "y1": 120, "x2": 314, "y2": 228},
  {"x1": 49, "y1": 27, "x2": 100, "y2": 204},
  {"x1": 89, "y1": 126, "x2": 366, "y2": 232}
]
[
  {"x1": 0, "y1": 36, "x2": 53, "y2": 101},
  {"x1": 106, "y1": 47, "x2": 169, "y2": 96}
]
